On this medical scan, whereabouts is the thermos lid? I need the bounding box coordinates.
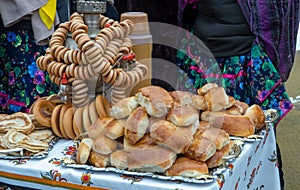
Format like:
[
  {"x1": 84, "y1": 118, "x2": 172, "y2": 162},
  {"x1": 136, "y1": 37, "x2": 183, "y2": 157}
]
[{"x1": 120, "y1": 12, "x2": 150, "y2": 35}]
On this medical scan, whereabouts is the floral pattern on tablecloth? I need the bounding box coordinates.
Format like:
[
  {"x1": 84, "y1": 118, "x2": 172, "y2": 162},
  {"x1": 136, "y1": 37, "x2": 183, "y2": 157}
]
[{"x1": 41, "y1": 170, "x2": 67, "y2": 182}]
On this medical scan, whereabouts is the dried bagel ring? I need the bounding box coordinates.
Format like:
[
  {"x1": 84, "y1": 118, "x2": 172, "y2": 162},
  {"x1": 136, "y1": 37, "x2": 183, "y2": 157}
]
[
  {"x1": 51, "y1": 104, "x2": 64, "y2": 138},
  {"x1": 32, "y1": 99, "x2": 56, "y2": 127},
  {"x1": 95, "y1": 95, "x2": 111, "y2": 119},
  {"x1": 63, "y1": 107, "x2": 76, "y2": 139}
]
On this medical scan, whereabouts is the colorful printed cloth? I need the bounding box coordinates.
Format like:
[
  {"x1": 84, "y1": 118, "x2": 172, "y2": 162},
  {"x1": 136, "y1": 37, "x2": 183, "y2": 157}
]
[
  {"x1": 176, "y1": 32, "x2": 293, "y2": 126},
  {"x1": 178, "y1": 0, "x2": 300, "y2": 82},
  {"x1": 0, "y1": 28, "x2": 58, "y2": 114}
]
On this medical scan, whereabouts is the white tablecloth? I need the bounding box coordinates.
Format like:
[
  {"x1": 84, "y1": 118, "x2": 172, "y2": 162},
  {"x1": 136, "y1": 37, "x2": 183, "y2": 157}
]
[{"x1": 0, "y1": 127, "x2": 281, "y2": 190}]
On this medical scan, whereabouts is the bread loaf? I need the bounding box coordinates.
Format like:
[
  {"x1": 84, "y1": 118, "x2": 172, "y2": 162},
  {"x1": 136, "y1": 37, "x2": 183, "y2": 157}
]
[
  {"x1": 124, "y1": 107, "x2": 149, "y2": 145},
  {"x1": 245, "y1": 104, "x2": 265, "y2": 130},
  {"x1": 166, "y1": 105, "x2": 199, "y2": 126},
  {"x1": 137, "y1": 86, "x2": 174, "y2": 117},
  {"x1": 210, "y1": 115, "x2": 255, "y2": 137},
  {"x1": 166, "y1": 157, "x2": 209, "y2": 177},
  {"x1": 88, "y1": 150, "x2": 110, "y2": 167},
  {"x1": 184, "y1": 136, "x2": 216, "y2": 162},
  {"x1": 110, "y1": 149, "x2": 129, "y2": 170},
  {"x1": 206, "y1": 142, "x2": 231, "y2": 168},
  {"x1": 194, "y1": 127, "x2": 230, "y2": 150},
  {"x1": 109, "y1": 96, "x2": 139, "y2": 119},
  {"x1": 197, "y1": 83, "x2": 218, "y2": 95},
  {"x1": 127, "y1": 146, "x2": 177, "y2": 173},
  {"x1": 204, "y1": 87, "x2": 229, "y2": 112},
  {"x1": 76, "y1": 138, "x2": 93, "y2": 164},
  {"x1": 92, "y1": 134, "x2": 117, "y2": 155},
  {"x1": 150, "y1": 120, "x2": 195, "y2": 154},
  {"x1": 169, "y1": 91, "x2": 193, "y2": 106}
]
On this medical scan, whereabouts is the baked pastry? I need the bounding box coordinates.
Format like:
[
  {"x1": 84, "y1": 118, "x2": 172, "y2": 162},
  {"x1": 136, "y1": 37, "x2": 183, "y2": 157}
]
[
  {"x1": 124, "y1": 107, "x2": 149, "y2": 145},
  {"x1": 206, "y1": 142, "x2": 231, "y2": 168},
  {"x1": 169, "y1": 91, "x2": 193, "y2": 106},
  {"x1": 92, "y1": 134, "x2": 117, "y2": 155},
  {"x1": 103, "y1": 118, "x2": 125, "y2": 140},
  {"x1": 136, "y1": 86, "x2": 174, "y2": 117},
  {"x1": 166, "y1": 105, "x2": 199, "y2": 126},
  {"x1": 210, "y1": 115, "x2": 255, "y2": 137},
  {"x1": 204, "y1": 87, "x2": 230, "y2": 112},
  {"x1": 200, "y1": 110, "x2": 227, "y2": 121},
  {"x1": 110, "y1": 149, "x2": 129, "y2": 170},
  {"x1": 197, "y1": 83, "x2": 218, "y2": 95},
  {"x1": 109, "y1": 96, "x2": 139, "y2": 119},
  {"x1": 76, "y1": 138, "x2": 93, "y2": 164},
  {"x1": 123, "y1": 133, "x2": 156, "y2": 152},
  {"x1": 150, "y1": 120, "x2": 195, "y2": 154},
  {"x1": 27, "y1": 129, "x2": 54, "y2": 141},
  {"x1": 194, "y1": 127, "x2": 230, "y2": 150},
  {"x1": 88, "y1": 150, "x2": 110, "y2": 168},
  {"x1": 127, "y1": 145, "x2": 177, "y2": 173},
  {"x1": 191, "y1": 95, "x2": 207, "y2": 110},
  {"x1": 166, "y1": 157, "x2": 209, "y2": 177},
  {"x1": 0, "y1": 112, "x2": 34, "y2": 134},
  {"x1": 184, "y1": 136, "x2": 217, "y2": 162},
  {"x1": 234, "y1": 100, "x2": 249, "y2": 114},
  {"x1": 245, "y1": 104, "x2": 265, "y2": 130}
]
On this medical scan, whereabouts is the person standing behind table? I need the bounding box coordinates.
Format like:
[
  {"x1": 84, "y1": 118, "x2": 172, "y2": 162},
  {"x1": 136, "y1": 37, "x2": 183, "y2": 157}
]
[
  {"x1": 0, "y1": 0, "x2": 62, "y2": 114},
  {"x1": 176, "y1": 0, "x2": 300, "y2": 189}
]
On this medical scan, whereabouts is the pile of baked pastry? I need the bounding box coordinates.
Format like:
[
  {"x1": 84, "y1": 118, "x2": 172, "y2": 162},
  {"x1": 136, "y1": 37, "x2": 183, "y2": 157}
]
[
  {"x1": 72, "y1": 83, "x2": 265, "y2": 178},
  {"x1": 0, "y1": 112, "x2": 56, "y2": 155}
]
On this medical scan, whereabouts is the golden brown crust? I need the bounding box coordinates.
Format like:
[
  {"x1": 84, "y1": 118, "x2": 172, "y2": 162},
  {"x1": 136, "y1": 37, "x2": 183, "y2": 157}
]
[
  {"x1": 166, "y1": 157, "x2": 209, "y2": 177},
  {"x1": 95, "y1": 95, "x2": 111, "y2": 119},
  {"x1": 191, "y1": 95, "x2": 207, "y2": 110},
  {"x1": 110, "y1": 149, "x2": 129, "y2": 170},
  {"x1": 194, "y1": 127, "x2": 230, "y2": 150},
  {"x1": 169, "y1": 91, "x2": 193, "y2": 106},
  {"x1": 204, "y1": 87, "x2": 229, "y2": 112},
  {"x1": 123, "y1": 133, "x2": 156, "y2": 152},
  {"x1": 127, "y1": 146, "x2": 177, "y2": 173},
  {"x1": 150, "y1": 120, "x2": 194, "y2": 154},
  {"x1": 197, "y1": 83, "x2": 219, "y2": 95},
  {"x1": 109, "y1": 96, "x2": 139, "y2": 119},
  {"x1": 125, "y1": 107, "x2": 149, "y2": 145},
  {"x1": 184, "y1": 136, "x2": 217, "y2": 162},
  {"x1": 92, "y1": 134, "x2": 117, "y2": 155},
  {"x1": 166, "y1": 105, "x2": 199, "y2": 126},
  {"x1": 137, "y1": 86, "x2": 174, "y2": 117},
  {"x1": 245, "y1": 104, "x2": 265, "y2": 130},
  {"x1": 206, "y1": 142, "x2": 231, "y2": 168},
  {"x1": 210, "y1": 115, "x2": 255, "y2": 137},
  {"x1": 88, "y1": 150, "x2": 110, "y2": 168},
  {"x1": 76, "y1": 138, "x2": 93, "y2": 164}
]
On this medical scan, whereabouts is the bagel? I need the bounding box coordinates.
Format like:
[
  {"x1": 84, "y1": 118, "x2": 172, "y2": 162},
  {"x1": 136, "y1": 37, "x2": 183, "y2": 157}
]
[
  {"x1": 51, "y1": 104, "x2": 64, "y2": 138},
  {"x1": 82, "y1": 105, "x2": 92, "y2": 132},
  {"x1": 59, "y1": 103, "x2": 72, "y2": 139},
  {"x1": 95, "y1": 95, "x2": 111, "y2": 119},
  {"x1": 89, "y1": 101, "x2": 99, "y2": 125},
  {"x1": 63, "y1": 107, "x2": 76, "y2": 139},
  {"x1": 73, "y1": 107, "x2": 84, "y2": 137},
  {"x1": 32, "y1": 99, "x2": 56, "y2": 127}
]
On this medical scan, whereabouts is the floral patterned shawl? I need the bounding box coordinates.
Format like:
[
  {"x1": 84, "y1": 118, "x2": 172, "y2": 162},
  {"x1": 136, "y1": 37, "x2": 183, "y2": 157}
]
[{"x1": 178, "y1": 0, "x2": 300, "y2": 82}]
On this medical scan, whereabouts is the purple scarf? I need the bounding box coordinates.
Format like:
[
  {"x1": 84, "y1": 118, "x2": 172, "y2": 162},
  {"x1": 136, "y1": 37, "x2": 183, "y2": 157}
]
[{"x1": 178, "y1": 0, "x2": 300, "y2": 81}]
